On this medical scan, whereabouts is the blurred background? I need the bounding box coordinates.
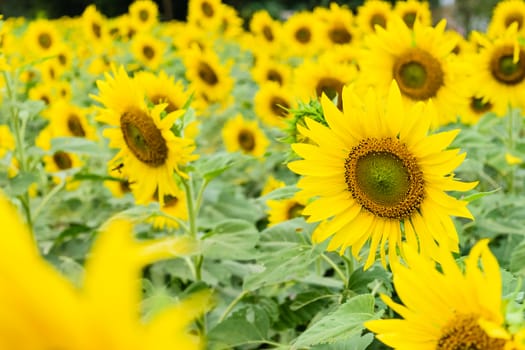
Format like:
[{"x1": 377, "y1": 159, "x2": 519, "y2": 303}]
[{"x1": 0, "y1": 0, "x2": 503, "y2": 33}]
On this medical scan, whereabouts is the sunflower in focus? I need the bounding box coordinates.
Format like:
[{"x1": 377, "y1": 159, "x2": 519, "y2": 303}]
[
  {"x1": 24, "y1": 19, "x2": 61, "y2": 57},
  {"x1": 283, "y1": 11, "x2": 323, "y2": 57},
  {"x1": 467, "y1": 25, "x2": 525, "y2": 111},
  {"x1": 92, "y1": 66, "x2": 198, "y2": 205},
  {"x1": 183, "y1": 46, "x2": 233, "y2": 106},
  {"x1": 131, "y1": 33, "x2": 166, "y2": 70},
  {"x1": 129, "y1": 0, "x2": 158, "y2": 32},
  {"x1": 0, "y1": 192, "x2": 210, "y2": 350},
  {"x1": 366, "y1": 240, "x2": 511, "y2": 350},
  {"x1": 394, "y1": 0, "x2": 432, "y2": 29},
  {"x1": 488, "y1": 0, "x2": 525, "y2": 37},
  {"x1": 222, "y1": 114, "x2": 269, "y2": 158},
  {"x1": 135, "y1": 70, "x2": 190, "y2": 114},
  {"x1": 356, "y1": 0, "x2": 392, "y2": 35},
  {"x1": 360, "y1": 17, "x2": 466, "y2": 126},
  {"x1": 288, "y1": 82, "x2": 476, "y2": 268},
  {"x1": 254, "y1": 82, "x2": 295, "y2": 128}
]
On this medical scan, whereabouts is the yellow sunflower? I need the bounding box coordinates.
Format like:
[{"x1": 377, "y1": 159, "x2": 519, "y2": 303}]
[
  {"x1": 222, "y1": 114, "x2": 269, "y2": 158},
  {"x1": 92, "y1": 66, "x2": 198, "y2": 205},
  {"x1": 394, "y1": 0, "x2": 432, "y2": 29},
  {"x1": 488, "y1": 0, "x2": 525, "y2": 37},
  {"x1": 128, "y1": 0, "x2": 159, "y2": 32},
  {"x1": 23, "y1": 19, "x2": 62, "y2": 57},
  {"x1": 149, "y1": 186, "x2": 189, "y2": 230},
  {"x1": 266, "y1": 192, "x2": 308, "y2": 226},
  {"x1": 81, "y1": 4, "x2": 110, "y2": 52},
  {"x1": 249, "y1": 10, "x2": 282, "y2": 49},
  {"x1": 42, "y1": 100, "x2": 97, "y2": 140},
  {"x1": 0, "y1": 124, "x2": 15, "y2": 159},
  {"x1": 359, "y1": 17, "x2": 466, "y2": 126},
  {"x1": 254, "y1": 82, "x2": 295, "y2": 128},
  {"x1": 218, "y1": 4, "x2": 244, "y2": 39},
  {"x1": 251, "y1": 56, "x2": 292, "y2": 87},
  {"x1": 0, "y1": 192, "x2": 210, "y2": 350},
  {"x1": 131, "y1": 33, "x2": 166, "y2": 70},
  {"x1": 457, "y1": 79, "x2": 507, "y2": 124},
  {"x1": 365, "y1": 240, "x2": 511, "y2": 350},
  {"x1": 172, "y1": 22, "x2": 209, "y2": 52},
  {"x1": 260, "y1": 175, "x2": 285, "y2": 196},
  {"x1": 282, "y1": 11, "x2": 324, "y2": 57},
  {"x1": 467, "y1": 25, "x2": 525, "y2": 111},
  {"x1": 134, "y1": 70, "x2": 190, "y2": 114},
  {"x1": 187, "y1": 0, "x2": 224, "y2": 30},
  {"x1": 319, "y1": 3, "x2": 357, "y2": 47},
  {"x1": 104, "y1": 164, "x2": 133, "y2": 199},
  {"x1": 182, "y1": 46, "x2": 233, "y2": 105},
  {"x1": 356, "y1": 0, "x2": 393, "y2": 35},
  {"x1": 288, "y1": 82, "x2": 476, "y2": 268}
]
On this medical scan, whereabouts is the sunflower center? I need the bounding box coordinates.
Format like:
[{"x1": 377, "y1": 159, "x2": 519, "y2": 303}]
[
  {"x1": 329, "y1": 26, "x2": 352, "y2": 44},
  {"x1": 490, "y1": 45, "x2": 525, "y2": 85},
  {"x1": 120, "y1": 179, "x2": 131, "y2": 193},
  {"x1": 163, "y1": 194, "x2": 179, "y2": 208},
  {"x1": 150, "y1": 94, "x2": 178, "y2": 113},
  {"x1": 38, "y1": 33, "x2": 52, "y2": 49},
  {"x1": 67, "y1": 114, "x2": 86, "y2": 137},
  {"x1": 198, "y1": 62, "x2": 219, "y2": 85},
  {"x1": 262, "y1": 25, "x2": 274, "y2": 42},
  {"x1": 139, "y1": 9, "x2": 149, "y2": 22},
  {"x1": 370, "y1": 13, "x2": 387, "y2": 30},
  {"x1": 201, "y1": 1, "x2": 214, "y2": 17},
  {"x1": 53, "y1": 151, "x2": 72, "y2": 170},
  {"x1": 92, "y1": 22, "x2": 102, "y2": 38},
  {"x1": 393, "y1": 48, "x2": 444, "y2": 100},
  {"x1": 270, "y1": 96, "x2": 290, "y2": 117},
  {"x1": 120, "y1": 108, "x2": 168, "y2": 167},
  {"x1": 402, "y1": 12, "x2": 417, "y2": 28},
  {"x1": 315, "y1": 77, "x2": 345, "y2": 110},
  {"x1": 295, "y1": 27, "x2": 311, "y2": 44},
  {"x1": 505, "y1": 13, "x2": 523, "y2": 29},
  {"x1": 238, "y1": 129, "x2": 256, "y2": 152},
  {"x1": 436, "y1": 314, "x2": 506, "y2": 350},
  {"x1": 470, "y1": 97, "x2": 492, "y2": 114},
  {"x1": 267, "y1": 69, "x2": 283, "y2": 85},
  {"x1": 142, "y1": 45, "x2": 155, "y2": 60},
  {"x1": 58, "y1": 53, "x2": 67, "y2": 66},
  {"x1": 344, "y1": 137, "x2": 424, "y2": 219},
  {"x1": 287, "y1": 202, "x2": 304, "y2": 219}
]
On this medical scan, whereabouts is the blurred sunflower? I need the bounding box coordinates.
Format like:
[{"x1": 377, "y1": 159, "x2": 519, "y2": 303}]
[
  {"x1": 24, "y1": 19, "x2": 62, "y2": 57},
  {"x1": 183, "y1": 46, "x2": 233, "y2": 105},
  {"x1": 394, "y1": 0, "x2": 432, "y2": 29},
  {"x1": 131, "y1": 33, "x2": 166, "y2": 70},
  {"x1": 92, "y1": 66, "x2": 198, "y2": 205},
  {"x1": 319, "y1": 3, "x2": 357, "y2": 47},
  {"x1": 249, "y1": 10, "x2": 282, "y2": 49},
  {"x1": 218, "y1": 4, "x2": 244, "y2": 39},
  {"x1": 282, "y1": 11, "x2": 323, "y2": 57},
  {"x1": 251, "y1": 56, "x2": 292, "y2": 87},
  {"x1": 43, "y1": 100, "x2": 97, "y2": 140},
  {"x1": 266, "y1": 192, "x2": 308, "y2": 226},
  {"x1": 254, "y1": 82, "x2": 295, "y2": 128},
  {"x1": 172, "y1": 22, "x2": 209, "y2": 52},
  {"x1": 288, "y1": 82, "x2": 476, "y2": 268},
  {"x1": 135, "y1": 70, "x2": 190, "y2": 114},
  {"x1": 188, "y1": 0, "x2": 223, "y2": 30},
  {"x1": 0, "y1": 192, "x2": 211, "y2": 350},
  {"x1": 366, "y1": 240, "x2": 510, "y2": 350},
  {"x1": 488, "y1": 0, "x2": 525, "y2": 37},
  {"x1": 104, "y1": 164, "x2": 132, "y2": 199},
  {"x1": 467, "y1": 25, "x2": 525, "y2": 111},
  {"x1": 81, "y1": 4, "x2": 110, "y2": 52},
  {"x1": 222, "y1": 114, "x2": 269, "y2": 158},
  {"x1": 360, "y1": 17, "x2": 465, "y2": 126},
  {"x1": 356, "y1": 0, "x2": 392, "y2": 34},
  {"x1": 128, "y1": 0, "x2": 158, "y2": 32},
  {"x1": 149, "y1": 186, "x2": 188, "y2": 230},
  {"x1": 0, "y1": 124, "x2": 15, "y2": 158}
]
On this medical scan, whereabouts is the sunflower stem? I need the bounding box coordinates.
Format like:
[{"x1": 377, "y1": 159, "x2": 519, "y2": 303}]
[
  {"x1": 218, "y1": 290, "x2": 248, "y2": 323},
  {"x1": 506, "y1": 105, "x2": 518, "y2": 194},
  {"x1": 33, "y1": 181, "x2": 65, "y2": 221},
  {"x1": 321, "y1": 253, "x2": 348, "y2": 288}
]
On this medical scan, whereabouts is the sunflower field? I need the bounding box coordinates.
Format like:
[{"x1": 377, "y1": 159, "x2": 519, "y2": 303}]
[{"x1": 4, "y1": 0, "x2": 525, "y2": 348}]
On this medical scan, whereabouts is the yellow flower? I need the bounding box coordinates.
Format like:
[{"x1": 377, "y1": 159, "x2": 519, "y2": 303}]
[
  {"x1": 222, "y1": 114, "x2": 269, "y2": 158},
  {"x1": 254, "y1": 82, "x2": 295, "y2": 128},
  {"x1": 282, "y1": 11, "x2": 324, "y2": 57},
  {"x1": 506, "y1": 152, "x2": 523, "y2": 165},
  {"x1": 319, "y1": 3, "x2": 357, "y2": 47},
  {"x1": 365, "y1": 240, "x2": 510, "y2": 350},
  {"x1": 134, "y1": 70, "x2": 191, "y2": 114},
  {"x1": 356, "y1": 0, "x2": 392, "y2": 35},
  {"x1": 128, "y1": 0, "x2": 159, "y2": 31},
  {"x1": 488, "y1": 0, "x2": 525, "y2": 37},
  {"x1": 394, "y1": 0, "x2": 432, "y2": 29},
  {"x1": 0, "y1": 192, "x2": 210, "y2": 350},
  {"x1": 288, "y1": 82, "x2": 476, "y2": 268},
  {"x1": 23, "y1": 19, "x2": 62, "y2": 57},
  {"x1": 249, "y1": 10, "x2": 282, "y2": 49},
  {"x1": 0, "y1": 124, "x2": 15, "y2": 159},
  {"x1": 42, "y1": 100, "x2": 97, "y2": 140},
  {"x1": 149, "y1": 186, "x2": 189, "y2": 230},
  {"x1": 131, "y1": 33, "x2": 166, "y2": 70},
  {"x1": 266, "y1": 192, "x2": 308, "y2": 226},
  {"x1": 92, "y1": 66, "x2": 198, "y2": 205},
  {"x1": 261, "y1": 175, "x2": 285, "y2": 196},
  {"x1": 251, "y1": 56, "x2": 292, "y2": 87},
  {"x1": 81, "y1": 4, "x2": 110, "y2": 52}
]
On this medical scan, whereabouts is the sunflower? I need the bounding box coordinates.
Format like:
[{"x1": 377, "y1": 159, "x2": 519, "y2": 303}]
[
  {"x1": 222, "y1": 114, "x2": 269, "y2": 158},
  {"x1": 0, "y1": 192, "x2": 210, "y2": 350},
  {"x1": 128, "y1": 0, "x2": 158, "y2": 32},
  {"x1": 319, "y1": 3, "x2": 357, "y2": 47},
  {"x1": 187, "y1": 0, "x2": 223, "y2": 30},
  {"x1": 282, "y1": 11, "x2": 324, "y2": 57},
  {"x1": 356, "y1": 0, "x2": 393, "y2": 35},
  {"x1": 104, "y1": 164, "x2": 133, "y2": 199},
  {"x1": 266, "y1": 192, "x2": 308, "y2": 226},
  {"x1": 172, "y1": 22, "x2": 209, "y2": 52},
  {"x1": 218, "y1": 4, "x2": 244, "y2": 39},
  {"x1": 359, "y1": 17, "x2": 466, "y2": 126},
  {"x1": 182, "y1": 46, "x2": 233, "y2": 105},
  {"x1": 288, "y1": 82, "x2": 476, "y2": 268},
  {"x1": 131, "y1": 33, "x2": 166, "y2": 70},
  {"x1": 0, "y1": 125, "x2": 15, "y2": 159},
  {"x1": 149, "y1": 186, "x2": 188, "y2": 230},
  {"x1": 249, "y1": 10, "x2": 282, "y2": 48},
  {"x1": 365, "y1": 240, "x2": 511, "y2": 350},
  {"x1": 134, "y1": 70, "x2": 190, "y2": 114},
  {"x1": 457, "y1": 82, "x2": 507, "y2": 124},
  {"x1": 81, "y1": 4, "x2": 110, "y2": 52},
  {"x1": 254, "y1": 82, "x2": 295, "y2": 128},
  {"x1": 293, "y1": 56, "x2": 359, "y2": 111},
  {"x1": 251, "y1": 56, "x2": 292, "y2": 87},
  {"x1": 394, "y1": 0, "x2": 432, "y2": 29},
  {"x1": 260, "y1": 175, "x2": 286, "y2": 196},
  {"x1": 43, "y1": 100, "x2": 97, "y2": 140},
  {"x1": 92, "y1": 66, "x2": 198, "y2": 205},
  {"x1": 467, "y1": 25, "x2": 525, "y2": 111},
  {"x1": 488, "y1": 0, "x2": 525, "y2": 37},
  {"x1": 23, "y1": 19, "x2": 61, "y2": 57}
]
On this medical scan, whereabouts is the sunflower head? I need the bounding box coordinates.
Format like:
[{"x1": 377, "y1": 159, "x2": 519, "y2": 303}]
[{"x1": 221, "y1": 114, "x2": 269, "y2": 158}]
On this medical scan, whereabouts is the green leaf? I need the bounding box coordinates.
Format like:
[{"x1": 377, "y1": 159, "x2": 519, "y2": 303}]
[
  {"x1": 462, "y1": 188, "x2": 500, "y2": 203},
  {"x1": 193, "y1": 152, "x2": 240, "y2": 181},
  {"x1": 510, "y1": 239, "x2": 525, "y2": 275},
  {"x1": 7, "y1": 171, "x2": 37, "y2": 196},
  {"x1": 201, "y1": 219, "x2": 259, "y2": 260},
  {"x1": 311, "y1": 333, "x2": 374, "y2": 350},
  {"x1": 51, "y1": 137, "x2": 104, "y2": 156},
  {"x1": 291, "y1": 294, "x2": 381, "y2": 349},
  {"x1": 348, "y1": 265, "x2": 392, "y2": 295}
]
